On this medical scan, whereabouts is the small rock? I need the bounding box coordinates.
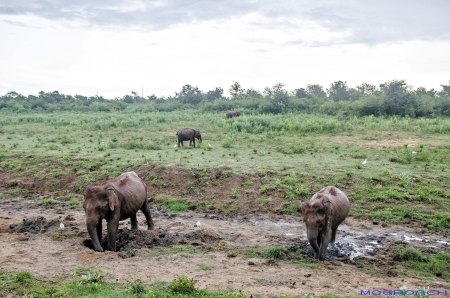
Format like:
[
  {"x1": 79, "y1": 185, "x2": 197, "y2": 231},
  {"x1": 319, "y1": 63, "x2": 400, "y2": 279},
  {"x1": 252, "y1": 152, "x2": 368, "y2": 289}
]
[{"x1": 386, "y1": 270, "x2": 397, "y2": 277}]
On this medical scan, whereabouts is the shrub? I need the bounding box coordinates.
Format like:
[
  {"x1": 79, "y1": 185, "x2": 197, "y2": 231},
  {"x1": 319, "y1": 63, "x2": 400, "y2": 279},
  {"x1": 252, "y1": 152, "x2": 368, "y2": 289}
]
[{"x1": 169, "y1": 275, "x2": 196, "y2": 294}]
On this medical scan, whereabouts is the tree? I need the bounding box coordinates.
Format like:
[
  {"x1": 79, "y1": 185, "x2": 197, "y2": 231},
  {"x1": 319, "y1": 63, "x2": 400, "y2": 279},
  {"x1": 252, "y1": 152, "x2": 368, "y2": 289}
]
[
  {"x1": 439, "y1": 84, "x2": 450, "y2": 97},
  {"x1": 294, "y1": 88, "x2": 308, "y2": 98},
  {"x1": 245, "y1": 88, "x2": 263, "y2": 98},
  {"x1": 306, "y1": 84, "x2": 326, "y2": 98},
  {"x1": 176, "y1": 84, "x2": 204, "y2": 104},
  {"x1": 229, "y1": 81, "x2": 245, "y2": 99},
  {"x1": 380, "y1": 80, "x2": 417, "y2": 116},
  {"x1": 328, "y1": 80, "x2": 350, "y2": 101},
  {"x1": 357, "y1": 83, "x2": 377, "y2": 96},
  {"x1": 206, "y1": 87, "x2": 224, "y2": 101},
  {"x1": 415, "y1": 87, "x2": 437, "y2": 98},
  {"x1": 263, "y1": 82, "x2": 289, "y2": 113}
]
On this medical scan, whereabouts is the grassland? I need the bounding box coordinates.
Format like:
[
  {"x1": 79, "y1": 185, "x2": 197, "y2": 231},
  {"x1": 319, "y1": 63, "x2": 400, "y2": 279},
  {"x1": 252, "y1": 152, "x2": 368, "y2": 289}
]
[
  {"x1": 1, "y1": 110, "x2": 449, "y2": 229},
  {"x1": 1, "y1": 110, "x2": 450, "y2": 297}
]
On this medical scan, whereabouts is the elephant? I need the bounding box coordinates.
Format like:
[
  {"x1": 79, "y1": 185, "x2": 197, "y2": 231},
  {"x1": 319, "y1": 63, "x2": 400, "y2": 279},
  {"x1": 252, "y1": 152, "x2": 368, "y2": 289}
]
[
  {"x1": 83, "y1": 171, "x2": 154, "y2": 252},
  {"x1": 300, "y1": 186, "x2": 350, "y2": 260},
  {"x1": 176, "y1": 128, "x2": 202, "y2": 148},
  {"x1": 226, "y1": 111, "x2": 241, "y2": 118}
]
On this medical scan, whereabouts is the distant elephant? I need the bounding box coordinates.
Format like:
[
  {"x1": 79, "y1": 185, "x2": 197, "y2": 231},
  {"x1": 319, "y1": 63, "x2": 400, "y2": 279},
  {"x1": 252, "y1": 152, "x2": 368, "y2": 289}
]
[
  {"x1": 300, "y1": 186, "x2": 350, "y2": 260},
  {"x1": 176, "y1": 128, "x2": 202, "y2": 147},
  {"x1": 83, "y1": 171, "x2": 154, "y2": 252},
  {"x1": 226, "y1": 111, "x2": 241, "y2": 118}
]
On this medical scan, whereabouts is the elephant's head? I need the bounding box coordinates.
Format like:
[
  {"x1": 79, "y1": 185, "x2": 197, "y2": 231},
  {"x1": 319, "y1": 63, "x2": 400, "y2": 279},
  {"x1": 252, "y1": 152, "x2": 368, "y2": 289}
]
[
  {"x1": 83, "y1": 184, "x2": 119, "y2": 251},
  {"x1": 300, "y1": 199, "x2": 332, "y2": 255},
  {"x1": 194, "y1": 130, "x2": 202, "y2": 142}
]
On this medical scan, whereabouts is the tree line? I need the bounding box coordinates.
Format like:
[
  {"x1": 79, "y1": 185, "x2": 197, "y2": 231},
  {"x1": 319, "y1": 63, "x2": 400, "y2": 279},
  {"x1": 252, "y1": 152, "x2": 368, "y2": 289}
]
[{"x1": 2, "y1": 80, "x2": 450, "y2": 118}]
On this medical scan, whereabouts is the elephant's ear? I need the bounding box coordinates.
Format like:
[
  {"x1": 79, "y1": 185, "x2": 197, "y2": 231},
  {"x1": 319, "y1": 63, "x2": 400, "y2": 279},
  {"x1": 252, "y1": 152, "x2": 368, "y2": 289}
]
[
  {"x1": 106, "y1": 187, "x2": 118, "y2": 211},
  {"x1": 323, "y1": 199, "x2": 333, "y2": 216},
  {"x1": 299, "y1": 202, "x2": 309, "y2": 214}
]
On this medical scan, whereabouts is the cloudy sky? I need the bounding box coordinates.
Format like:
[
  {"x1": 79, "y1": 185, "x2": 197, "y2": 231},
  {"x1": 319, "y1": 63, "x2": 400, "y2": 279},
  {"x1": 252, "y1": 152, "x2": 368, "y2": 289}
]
[{"x1": 0, "y1": 0, "x2": 449, "y2": 98}]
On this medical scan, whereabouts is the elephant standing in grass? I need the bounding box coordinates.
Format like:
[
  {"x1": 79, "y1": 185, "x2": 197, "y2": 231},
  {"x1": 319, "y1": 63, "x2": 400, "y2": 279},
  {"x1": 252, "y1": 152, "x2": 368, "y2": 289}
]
[
  {"x1": 176, "y1": 128, "x2": 202, "y2": 147},
  {"x1": 226, "y1": 111, "x2": 241, "y2": 119},
  {"x1": 300, "y1": 186, "x2": 350, "y2": 260},
  {"x1": 83, "y1": 171, "x2": 154, "y2": 252}
]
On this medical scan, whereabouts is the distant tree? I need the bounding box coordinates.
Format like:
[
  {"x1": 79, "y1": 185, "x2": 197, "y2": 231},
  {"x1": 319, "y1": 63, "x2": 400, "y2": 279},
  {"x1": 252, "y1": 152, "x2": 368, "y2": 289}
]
[
  {"x1": 206, "y1": 87, "x2": 224, "y2": 101},
  {"x1": 263, "y1": 82, "x2": 289, "y2": 113},
  {"x1": 328, "y1": 80, "x2": 350, "y2": 101},
  {"x1": 306, "y1": 84, "x2": 326, "y2": 98},
  {"x1": 6, "y1": 91, "x2": 19, "y2": 98},
  {"x1": 380, "y1": 79, "x2": 417, "y2": 116},
  {"x1": 245, "y1": 88, "x2": 263, "y2": 98},
  {"x1": 415, "y1": 87, "x2": 437, "y2": 98},
  {"x1": 263, "y1": 86, "x2": 273, "y2": 98},
  {"x1": 356, "y1": 83, "x2": 377, "y2": 96},
  {"x1": 439, "y1": 84, "x2": 450, "y2": 97},
  {"x1": 176, "y1": 84, "x2": 204, "y2": 104},
  {"x1": 294, "y1": 88, "x2": 308, "y2": 98},
  {"x1": 229, "y1": 81, "x2": 245, "y2": 99}
]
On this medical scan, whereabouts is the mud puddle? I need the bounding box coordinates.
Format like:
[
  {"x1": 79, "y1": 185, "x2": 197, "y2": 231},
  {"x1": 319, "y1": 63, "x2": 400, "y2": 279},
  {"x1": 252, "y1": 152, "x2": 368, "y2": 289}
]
[{"x1": 8, "y1": 214, "x2": 450, "y2": 262}]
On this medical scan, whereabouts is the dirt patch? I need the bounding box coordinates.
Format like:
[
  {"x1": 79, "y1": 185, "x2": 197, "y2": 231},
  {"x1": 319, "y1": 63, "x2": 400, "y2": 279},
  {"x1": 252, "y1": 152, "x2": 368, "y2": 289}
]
[
  {"x1": 1, "y1": 202, "x2": 449, "y2": 297},
  {"x1": 9, "y1": 216, "x2": 59, "y2": 234},
  {"x1": 83, "y1": 227, "x2": 222, "y2": 254}
]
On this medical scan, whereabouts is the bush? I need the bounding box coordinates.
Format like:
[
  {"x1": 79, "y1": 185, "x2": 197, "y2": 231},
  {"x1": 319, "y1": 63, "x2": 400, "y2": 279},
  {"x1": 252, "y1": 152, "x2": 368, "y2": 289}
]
[{"x1": 169, "y1": 275, "x2": 196, "y2": 294}]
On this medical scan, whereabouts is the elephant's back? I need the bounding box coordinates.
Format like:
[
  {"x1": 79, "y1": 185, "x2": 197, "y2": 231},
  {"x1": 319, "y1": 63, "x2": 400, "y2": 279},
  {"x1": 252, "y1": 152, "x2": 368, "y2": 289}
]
[
  {"x1": 313, "y1": 186, "x2": 350, "y2": 227},
  {"x1": 112, "y1": 172, "x2": 147, "y2": 202}
]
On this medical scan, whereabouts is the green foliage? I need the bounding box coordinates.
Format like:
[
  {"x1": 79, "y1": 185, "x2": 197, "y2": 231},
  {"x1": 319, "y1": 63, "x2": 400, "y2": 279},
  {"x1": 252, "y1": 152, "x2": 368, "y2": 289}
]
[
  {"x1": 262, "y1": 246, "x2": 289, "y2": 259},
  {"x1": 127, "y1": 279, "x2": 146, "y2": 296},
  {"x1": 169, "y1": 275, "x2": 196, "y2": 294},
  {"x1": 392, "y1": 245, "x2": 426, "y2": 262},
  {"x1": 245, "y1": 246, "x2": 289, "y2": 260},
  {"x1": 391, "y1": 245, "x2": 450, "y2": 279},
  {"x1": 14, "y1": 271, "x2": 32, "y2": 283},
  {"x1": 40, "y1": 198, "x2": 59, "y2": 205}
]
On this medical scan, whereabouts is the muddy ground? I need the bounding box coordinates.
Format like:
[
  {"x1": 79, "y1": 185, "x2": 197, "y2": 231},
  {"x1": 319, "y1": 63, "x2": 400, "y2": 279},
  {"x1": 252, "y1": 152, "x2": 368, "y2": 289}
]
[{"x1": 1, "y1": 198, "x2": 449, "y2": 298}]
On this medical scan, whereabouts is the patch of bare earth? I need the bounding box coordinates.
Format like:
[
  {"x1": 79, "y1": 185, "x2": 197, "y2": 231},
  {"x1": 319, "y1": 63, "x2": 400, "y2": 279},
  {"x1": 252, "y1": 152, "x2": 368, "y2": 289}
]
[{"x1": 1, "y1": 199, "x2": 449, "y2": 298}]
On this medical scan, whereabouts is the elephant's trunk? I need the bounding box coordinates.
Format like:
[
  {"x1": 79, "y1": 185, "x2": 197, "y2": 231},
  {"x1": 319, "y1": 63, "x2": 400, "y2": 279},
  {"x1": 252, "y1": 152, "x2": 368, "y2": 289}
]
[
  {"x1": 86, "y1": 218, "x2": 103, "y2": 252},
  {"x1": 307, "y1": 229, "x2": 320, "y2": 259}
]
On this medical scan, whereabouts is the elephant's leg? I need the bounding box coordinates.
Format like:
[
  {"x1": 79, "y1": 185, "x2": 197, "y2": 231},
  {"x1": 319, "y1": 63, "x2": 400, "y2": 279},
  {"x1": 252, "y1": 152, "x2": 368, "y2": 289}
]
[
  {"x1": 96, "y1": 220, "x2": 103, "y2": 243},
  {"x1": 107, "y1": 218, "x2": 119, "y2": 252},
  {"x1": 331, "y1": 228, "x2": 337, "y2": 244},
  {"x1": 318, "y1": 241, "x2": 329, "y2": 260},
  {"x1": 130, "y1": 214, "x2": 138, "y2": 230},
  {"x1": 318, "y1": 231, "x2": 332, "y2": 260},
  {"x1": 141, "y1": 200, "x2": 154, "y2": 230}
]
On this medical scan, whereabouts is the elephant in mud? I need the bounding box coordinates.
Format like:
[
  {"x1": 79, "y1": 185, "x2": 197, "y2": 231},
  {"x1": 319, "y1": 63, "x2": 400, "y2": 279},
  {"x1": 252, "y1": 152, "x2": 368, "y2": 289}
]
[
  {"x1": 300, "y1": 186, "x2": 350, "y2": 261},
  {"x1": 226, "y1": 111, "x2": 241, "y2": 119},
  {"x1": 83, "y1": 171, "x2": 154, "y2": 252},
  {"x1": 176, "y1": 128, "x2": 202, "y2": 148}
]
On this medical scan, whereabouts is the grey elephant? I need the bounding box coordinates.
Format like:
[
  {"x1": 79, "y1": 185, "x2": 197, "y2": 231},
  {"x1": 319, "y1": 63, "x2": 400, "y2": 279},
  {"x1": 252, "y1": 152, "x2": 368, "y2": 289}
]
[
  {"x1": 300, "y1": 186, "x2": 350, "y2": 260},
  {"x1": 176, "y1": 128, "x2": 202, "y2": 147},
  {"x1": 226, "y1": 111, "x2": 241, "y2": 118},
  {"x1": 83, "y1": 171, "x2": 154, "y2": 252}
]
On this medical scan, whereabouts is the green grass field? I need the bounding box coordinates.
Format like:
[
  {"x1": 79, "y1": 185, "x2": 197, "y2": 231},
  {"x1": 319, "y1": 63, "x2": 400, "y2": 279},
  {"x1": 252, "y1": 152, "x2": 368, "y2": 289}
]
[
  {"x1": 1, "y1": 110, "x2": 450, "y2": 297},
  {"x1": 1, "y1": 111, "x2": 449, "y2": 229}
]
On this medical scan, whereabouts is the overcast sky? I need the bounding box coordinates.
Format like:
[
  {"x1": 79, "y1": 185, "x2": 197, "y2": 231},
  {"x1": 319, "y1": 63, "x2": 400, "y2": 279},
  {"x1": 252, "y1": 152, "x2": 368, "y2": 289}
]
[{"x1": 1, "y1": 0, "x2": 449, "y2": 98}]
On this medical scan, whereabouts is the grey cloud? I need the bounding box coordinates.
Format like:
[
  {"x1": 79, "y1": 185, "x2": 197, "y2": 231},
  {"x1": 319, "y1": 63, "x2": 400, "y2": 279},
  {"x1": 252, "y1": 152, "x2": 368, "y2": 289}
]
[{"x1": 0, "y1": 0, "x2": 449, "y2": 44}]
